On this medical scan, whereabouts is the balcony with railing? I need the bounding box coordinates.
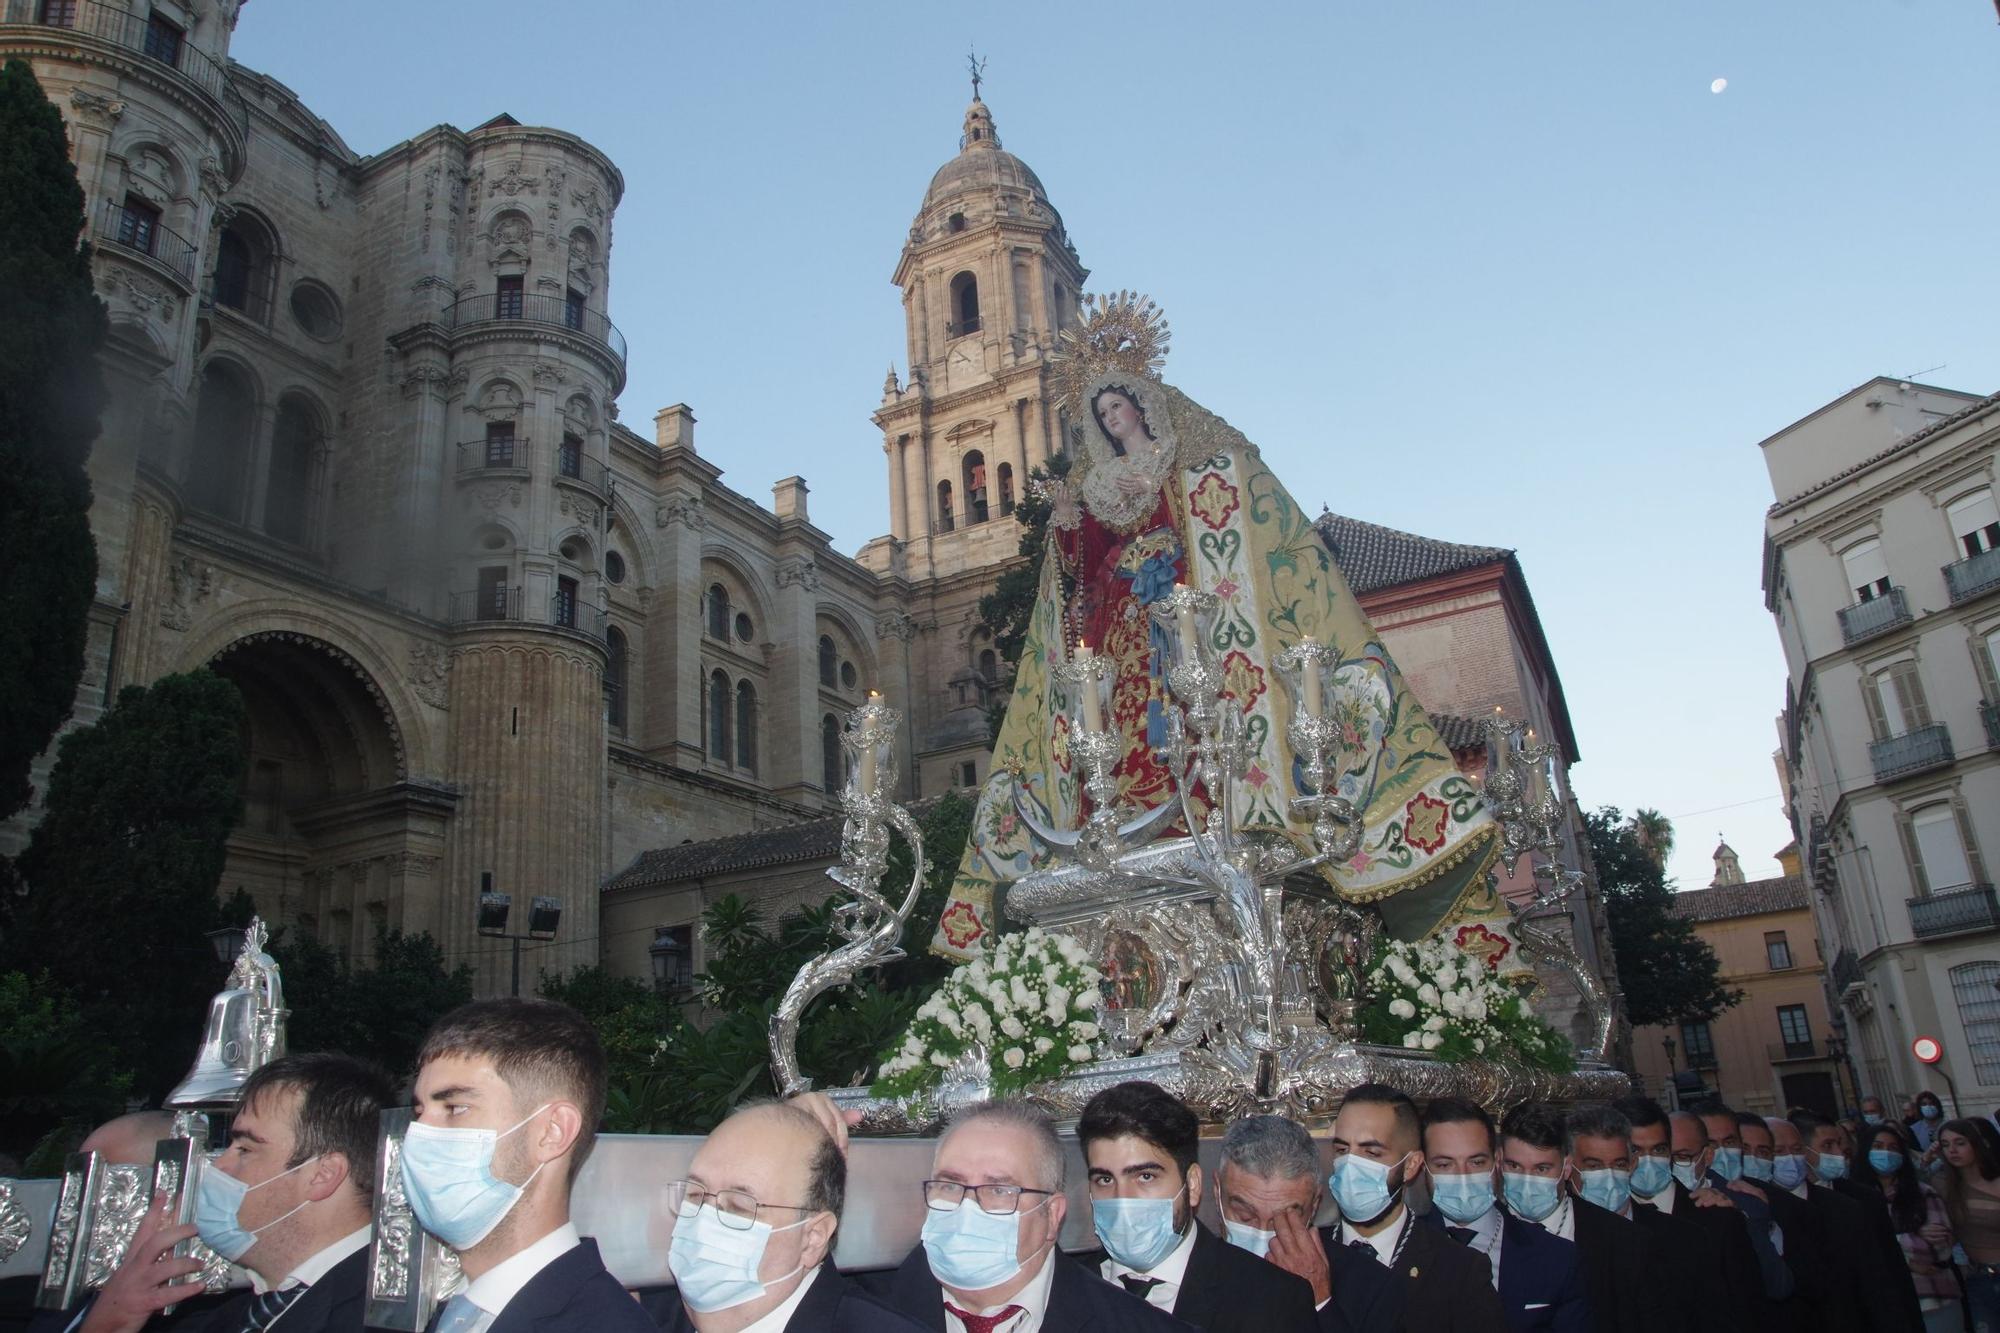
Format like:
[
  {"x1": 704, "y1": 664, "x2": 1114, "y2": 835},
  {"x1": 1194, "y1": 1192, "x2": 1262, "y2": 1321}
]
[
  {"x1": 1984, "y1": 699, "x2": 2000, "y2": 751},
  {"x1": 449, "y1": 585, "x2": 523, "y2": 625},
  {"x1": 1945, "y1": 546, "x2": 2000, "y2": 605},
  {"x1": 549, "y1": 592, "x2": 606, "y2": 642},
  {"x1": 1838, "y1": 587, "x2": 1912, "y2": 646},
  {"x1": 1832, "y1": 947, "x2": 1864, "y2": 993},
  {"x1": 1767, "y1": 1039, "x2": 1818, "y2": 1062},
  {"x1": 457, "y1": 438, "x2": 529, "y2": 477},
  {"x1": 1908, "y1": 885, "x2": 2000, "y2": 940},
  {"x1": 94, "y1": 198, "x2": 195, "y2": 285},
  {"x1": 441, "y1": 293, "x2": 627, "y2": 368},
  {"x1": 1870, "y1": 722, "x2": 1954, "y2": 783},
  {"x1": 553, "y1": 445, "x2": 610, "y2": 499},
  {"x1": 5, "y1": 0, "x2": 247, "y2": 136}
]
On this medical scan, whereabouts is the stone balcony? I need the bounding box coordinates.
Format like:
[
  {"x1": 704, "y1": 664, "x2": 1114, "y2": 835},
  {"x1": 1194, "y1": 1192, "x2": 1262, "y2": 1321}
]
[{"x1": 442, "y1": 293, "x2": 627, "y2": 369}]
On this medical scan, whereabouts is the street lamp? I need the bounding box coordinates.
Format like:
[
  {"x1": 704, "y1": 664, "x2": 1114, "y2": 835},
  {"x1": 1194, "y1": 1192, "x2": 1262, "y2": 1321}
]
[
  {"x1": 205, "y1": 925, "x2": 243, "y2": 965},
  {"x1": 475, "y1": 887, "x2": 562, "y2": 996},
  {"x1": 648, "y1": 926, "x2": 688, "y2": 997},
  {"x1": 1662, "y1": 1033, "x2": 1679, "y2": 1108}
]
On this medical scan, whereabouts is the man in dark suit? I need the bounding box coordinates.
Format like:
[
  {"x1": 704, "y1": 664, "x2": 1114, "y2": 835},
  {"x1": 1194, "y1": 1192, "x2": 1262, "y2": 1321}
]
[
  {"x1": 406, "y1": 998, "x2": 654, "y2": 1333},
  {"x1": 1761, "y1": 1114, "x2": 1919, "y2": 1333},
  {"x1": 1611, "y1": 1096, "x2": 1767, "y2": 1333},
  {"x1": 1210, "y1": 1116, "x2": 1397, "y2": 1333},
  {"x1": 878, "y1": 1098, "x2": 1192, "y2": 1332},
  {"x1": 1733, "y1": 1111, "x2": 1863, "y2": 1333},
  {"x1": 646, "y1": 1098, "x2": 926, "y2": 1332},
  {"x1": 1418, "y1": 1098, "x2": 1589, "y2": 1332},
  {"x1": 1791, "y1": 1109, "x2": 1922, "y2": 1333},
  {"x1": 1073, "y1": 1081, "x2": 1315, "y2": 1332},
  {"x1": 1496, "y1": 1103, "x2": 1662, "y2": 1333},
  {"x1": 1293, "y1": 1084, "x2": 1504, "y2": 1332},
  {"x1": 76, "y1": 1054, "x2": 394, "y2": 1333}
]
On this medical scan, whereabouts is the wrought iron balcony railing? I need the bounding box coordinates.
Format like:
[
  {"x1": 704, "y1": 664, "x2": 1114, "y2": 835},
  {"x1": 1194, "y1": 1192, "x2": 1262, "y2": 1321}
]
[
  {"x1": 6, "y1": 0, "x2": 244, "y2": 132},
  {"x1": 458, "y1": 438, "x2": 528, "y2": 474},
  {"x1": 449, "y1": 586, "x2": 522, "y2": 624},
  {"x1": 441, "y1": 293, "x2": 627, "y2": 367},
  {"x1": 1838, "y1": 587, "x2": 1912, "y2": 646},
  {"x1": 95, "y1": 198, "x2": 195, "y2": 284},
  {"x1": 1767, "y1": 1039, "x2": 1818, "y2": 1062},
  {"x1": 554, "y1": 448, "x2": 610, "y2": 497},
  {"x1": 1945, "y1": 546, "x2": 2000, "y2": 605},
  {"x1": 1984, "y1": 699, "x2": 2000, "y2": 751},
  {"x1": 1908, "y1": 885, "x2": 2000, "y2": 940},
  {"x1": 1832, "y1": 947, "x2": 1864, "y2": 993},
  {"x1": 549, "y1": 594, "x2": 606, "y2": 641},
  {"x1": 1870, "y1": 722, "x2": 1954, "y2": 783}
]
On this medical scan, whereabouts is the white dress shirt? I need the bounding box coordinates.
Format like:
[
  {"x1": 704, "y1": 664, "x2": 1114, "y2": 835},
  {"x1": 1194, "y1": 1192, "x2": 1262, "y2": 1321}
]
[
  {"x1": 1340, "y1": 1204, "x2": 1412, "y2": 1267},
  {"x1": 1100, "y1": 1222, "x2": 1196, "y2": 1311},
  {"x1": 251, "y1": 1224, "x2": 373, "y2": 1297},
  {"x1": 738, "y1": 1264, "x2": 822, "y2": 1333},
  {"x1": 945, "y1": 1245, "x2": 1056, "y2": 1333},
  {"x1": 1543, "y1": 1196, "x2": 1576, "y2": 1243},
  {"x1": 453, "y1": 1222, "x2": 581, "y2": 1333},
  {"x1": 1456, "y1": 1205, "x2": 1505, "y2": 1289}
]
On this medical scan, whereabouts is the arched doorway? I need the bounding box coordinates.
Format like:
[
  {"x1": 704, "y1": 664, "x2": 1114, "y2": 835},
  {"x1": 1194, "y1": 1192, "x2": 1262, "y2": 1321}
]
[{"x1": 206, "y1": 632, "x2": 451, "y2": 962}]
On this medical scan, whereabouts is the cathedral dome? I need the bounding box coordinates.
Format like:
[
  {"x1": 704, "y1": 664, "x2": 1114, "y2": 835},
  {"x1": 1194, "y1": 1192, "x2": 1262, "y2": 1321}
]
[{"x1": 919, "y1": 98, "x2": 1052, "y2": 218}]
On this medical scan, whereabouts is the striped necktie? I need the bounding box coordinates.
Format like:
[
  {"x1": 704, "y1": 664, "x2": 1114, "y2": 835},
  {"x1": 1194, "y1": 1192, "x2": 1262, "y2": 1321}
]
[
  {"x1": 432, "y1": 1292, "x2": 486, "y2": 1333},
  {"x1": 242, "y1": 1286, "x2": 303, "y2": 1333}
]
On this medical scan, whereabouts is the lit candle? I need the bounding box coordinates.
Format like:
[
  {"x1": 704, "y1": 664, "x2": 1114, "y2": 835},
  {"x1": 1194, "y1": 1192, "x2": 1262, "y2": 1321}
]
[
  {"x1": 1490, "y1": 707, "x2": 1514, "y2": 760},
  {"x1": 1299, "y1": 636, "x2": 1322, "y2": 718},
  {"x1": 1076, "y1": 645, "x2": 1104, "y2": 733},
  {"x1": 858, "y1": 692, "x2": 880, "y2": 791},
  {"x1": 1523, "y1": 728, "x2": 1546, "y2": 803},
  {"x1": 1174, "y1": 584, "x2": 1197, "y2": 658}
]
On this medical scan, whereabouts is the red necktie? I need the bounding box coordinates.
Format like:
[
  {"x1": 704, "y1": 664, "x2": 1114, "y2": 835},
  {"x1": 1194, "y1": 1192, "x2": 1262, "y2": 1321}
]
[{"x1": 945, "y1": 1301, "x2": 1025, "y2": 1333}]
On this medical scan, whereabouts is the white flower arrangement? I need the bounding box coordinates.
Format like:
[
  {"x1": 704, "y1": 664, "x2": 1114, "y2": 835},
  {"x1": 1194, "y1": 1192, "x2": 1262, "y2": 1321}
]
[
  {"x1": 871, "y1": 927, "x2": 1103, "y2": 1098},
  {"x1": 1358, "y1": 934, "x2": 1574, "y2": 1073}
]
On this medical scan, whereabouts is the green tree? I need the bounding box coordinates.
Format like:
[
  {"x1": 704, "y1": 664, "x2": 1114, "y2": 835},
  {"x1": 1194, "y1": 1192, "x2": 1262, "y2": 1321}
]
[
  {"x1": 0, "y1": 970, "x2": 131, "y2": 1170},
  {"x1": 3, "y1": 671, "x2": 245, "y2": 1099},
  {"x1": 276, "y1": 929, "x2": 474, "y2": 1084},
  {"x1": 537, "y1": 964, "x2": 683, "y2": 1088},
  {"x1": 0, "y1": 60, "x2": 108, "y2": 819},
  {"x1": 977, "y1": 455, "x2": 1071, "y2": 737},
  {"x1": 1630, "y1": 808, "x2": 1675, "y2": 870},
  {"x1": 1587, "y1": 806, "x2": 1741, "y2": 1029}
]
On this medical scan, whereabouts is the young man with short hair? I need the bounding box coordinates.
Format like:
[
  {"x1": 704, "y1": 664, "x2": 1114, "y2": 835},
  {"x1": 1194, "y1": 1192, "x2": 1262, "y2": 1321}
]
[
  {"x1": 1074, "y1": 1081, "x2": 1314, "y2": 1333},
  {"x1": 1420, "y1": 1098, "x2": 1588, "y2": 1332},
  {"x1": 1609, "y1": 1097, "x2": 1765, "y2": 1333},
  {"x1": 1736, "y1": 1114, "x2": 1886, "y2": 1333},
  {"x1": 1495, "y1": 1103, "x2": 1655, "y2": 1333},
  {"x1": 406, "y1": 997, "x2": 653, "y2": 1333},
  {"x1": 1791, "y1": 1106, "x2": 1922, "y2": 1331}
]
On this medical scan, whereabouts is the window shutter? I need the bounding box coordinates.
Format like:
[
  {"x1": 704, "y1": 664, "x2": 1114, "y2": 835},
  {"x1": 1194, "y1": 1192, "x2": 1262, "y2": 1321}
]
[
  {"x1": 1863, "y1": 672, "x2": 1893, "y2": 742},
  {"x1": 1958, "y1": 801, "x2": 1989, "y2": 888},
  {"x1": 1978, "y1": 631, "x2": 2000, "y2": 700},
  {"x1": 1949, "y1": 492, "x2": 2000, "y2": 551},
  {"x1": 1890, "y1": 661, "x2": 1933, "y2": 730},
  {"x1": 1899, "y1": 812, "x2": 1931, "y2": 897}
]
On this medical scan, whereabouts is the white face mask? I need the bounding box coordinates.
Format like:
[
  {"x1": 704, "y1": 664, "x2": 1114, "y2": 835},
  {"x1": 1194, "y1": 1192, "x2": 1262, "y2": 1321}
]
[{"x1": 667, "y1": 1202, "x2": 812, "y2": 1312}]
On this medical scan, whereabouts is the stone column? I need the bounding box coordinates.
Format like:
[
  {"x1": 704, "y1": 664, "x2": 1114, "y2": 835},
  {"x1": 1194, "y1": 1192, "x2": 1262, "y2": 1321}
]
[
  {"x1": 770, "y1": 555, "x2": 820, "y2": 803},
  {"x1": 885, "y1": 433, "x2": 908, "y2": 542}
]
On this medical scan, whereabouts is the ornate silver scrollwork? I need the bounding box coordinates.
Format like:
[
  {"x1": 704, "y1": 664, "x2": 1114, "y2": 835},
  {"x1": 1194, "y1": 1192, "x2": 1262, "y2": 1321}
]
[{"x1": 0, "y1": 1182, "x2": 31, "y2": 1263}]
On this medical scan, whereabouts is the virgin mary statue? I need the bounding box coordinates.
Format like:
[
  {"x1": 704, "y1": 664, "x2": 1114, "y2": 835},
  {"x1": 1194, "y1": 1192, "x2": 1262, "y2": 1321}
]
[{"x1": 930, "y1": 294, "x2": 1526, "y2": 979}]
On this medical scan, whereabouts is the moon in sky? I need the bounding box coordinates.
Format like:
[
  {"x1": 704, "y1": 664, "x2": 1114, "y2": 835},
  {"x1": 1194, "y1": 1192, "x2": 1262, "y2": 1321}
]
[{"x1": 1711, "y1": 77, "x2": 1729, "y2": 94}]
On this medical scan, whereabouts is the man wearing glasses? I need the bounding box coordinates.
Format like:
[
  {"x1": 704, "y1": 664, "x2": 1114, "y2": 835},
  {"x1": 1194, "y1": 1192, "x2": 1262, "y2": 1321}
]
[
  {"x1": 878, "y1": 1099, "x2": 1193, "y2": 1332},
  {"x1": 648, "y1": 1099, "x2": 925, "y2": 1332}
]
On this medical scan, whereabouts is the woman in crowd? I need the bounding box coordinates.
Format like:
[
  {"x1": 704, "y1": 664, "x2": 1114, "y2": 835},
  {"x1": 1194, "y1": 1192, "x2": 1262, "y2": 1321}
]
[
  {"x1": 1912, "y1": 1090, "x2": 1947, "y2": 1151},
  {"x1": 1872, "y1": 1120, "x2": 1964, "y2": 1332},
  {"x1": 1939, "y1": 1118, "x2": 2000, "y2": 1333}
]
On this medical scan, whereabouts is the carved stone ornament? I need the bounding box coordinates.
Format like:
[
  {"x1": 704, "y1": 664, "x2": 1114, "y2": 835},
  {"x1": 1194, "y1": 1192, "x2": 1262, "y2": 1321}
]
[
  {"x1": 396, "y1": 852, "x2": 441, "y2": 877},
  {"x1": 491, "y1": 162, "x2": 538, "y2": 197},
  {"x1": 874, "y1": 611, "x2": 918, "y2": 642},
  {"x1": 471, "y1": 484, "x2": 522, "y2": 513},
  {"x1": 401, "y1": 366, "x2": 449, "y2": 399},
  {"x1": 0, "y1": 1182, "x2": 31, "y2": 1262},
  {"x1": 160, "y1": 556, "x2": 212, "y2": 632},
  {"x1": 531, "y1": 361, "x2": 568, "y2": 386},
  {"x1": 571, "y1": 185, "x2": 605, "y2": 223},
  {"x1": 105, "y1": 271, "x2": 177, "y2": 319},
  {"x1": 655, "y1": 495, "x2": 705, "y2": 530},
  {"x1": 408, "y1": 644, "x2": 450, "y2": 709},
  {"x1": 776, "y1": 560, "x2": 820, "y2": 592},
  {"x1": 197, "y1": 156, "x2": 227, "y2": 200},
  {"x1": 66, "y1": 90, "x2": 126, "y2": 125}
]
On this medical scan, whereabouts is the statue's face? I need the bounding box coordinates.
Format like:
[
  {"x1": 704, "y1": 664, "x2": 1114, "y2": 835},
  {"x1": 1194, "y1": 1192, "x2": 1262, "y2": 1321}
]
[{"x1": 1094, "y1": 391, "x2": 1145, "y2": 449}]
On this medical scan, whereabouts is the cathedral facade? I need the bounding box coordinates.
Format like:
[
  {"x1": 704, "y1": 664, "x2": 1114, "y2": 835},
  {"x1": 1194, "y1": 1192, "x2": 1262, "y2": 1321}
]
[{"x1": 1, "y1": 3, "x2": 1065, "y2": 993}]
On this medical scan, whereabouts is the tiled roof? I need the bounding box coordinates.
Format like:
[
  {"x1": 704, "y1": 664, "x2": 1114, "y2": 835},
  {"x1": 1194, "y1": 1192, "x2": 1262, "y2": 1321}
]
[
  {"x1": 1431, "y1": 714, "x2": 1490, "y2": 752},
  {"x1": 1670, "y1": 874, "x2": 1808, "y2": 923},
  {"x1": 605, "y1": 798, "x2": 942, "y2": 892},
  {"x1": 1766, "y1": 391, "x2": 2000, "y2": 516},
  {"x1": 1315, "y1": 514, "x2": 1511, "y2": 595}
]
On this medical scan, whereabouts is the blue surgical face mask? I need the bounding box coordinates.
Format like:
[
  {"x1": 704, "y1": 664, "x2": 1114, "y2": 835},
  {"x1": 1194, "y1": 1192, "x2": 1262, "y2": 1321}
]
[
  {"x1": 1502, "y1": 1170, "x2": 1563, "y2": 1223},
  {"x1": 1921, "y1": 1105, "x2": 1941, "y2": 1120},
  {"x1": 1771, "y1": 1154, "x2": 1808, "y2": 1191},
  {"x1": 667, "y1": 1202, "x2": 810, "y2": 1313},
  {"x1": 1222, "y1": 1218, "x2": 1275, "y2": 1258},
  {"x1": 400, "y1": 1104, "x2": 550, "y2": 1250},
  {"x1": 1709, "y1": 1146, "x2": 1744, "y2": 1182},
  {"x1": 1670, "y1": 1158, "x2": 1703, "y2": 1192},
  {"x1": 193, "y1": 1154, "x2": 318, "y2": 1262},
  {"x1": 1741, "y1": 1154, "x2": 1774, "y2": 1183},
  {"x1": 1869, "y1": 1148, "x2": 1904, "y2": 1175},
  {"x1": 1092, "y1": 1194, "x2": 1185, "y2": 1272},
  {"x1": 921, "y1": 1197, "x2": 1047, "y2": 1292},
  {"x1": 1630, "y1": 1156, "x2": 1673, "y2": 1199},
  {"x1": 1812, "y1": 1151, "x2": 1849, "y2": 1184},
  {"x1": 1577, "y1": 1167, "x2": 1631, "y2": 1214},
  {"x1": 1429, "y1": 1170, "x2": 1497, "y2": 1225},
  {"x1": 1863, "y1": 1113, "x2": 1885, "y2": 1127},
  {"x1": 1330, "y1": 1153, "x2": 1410, "y2": 1227}
]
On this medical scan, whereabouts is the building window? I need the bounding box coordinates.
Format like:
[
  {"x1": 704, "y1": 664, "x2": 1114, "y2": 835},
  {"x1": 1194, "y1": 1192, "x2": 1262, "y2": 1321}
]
[
  {"x1": 963, "y1": 451, "x2": 988, "y2": 524},
  {"x1": 143, "y1": 11, "x2": 184, "y2": 67},
  {"x1": 559, "y1": 432, "x2": 582, "y2": 480},
  {"x1": 960, "y1": 762, "x2": 977, "y2": 788},
  {"x1": 553, "y1": 576, "x2": 578, "y2": 629},
  {"x1": 496, "y1": 274, "x2": 524, "y2": 320},
  {"x1": 483, "y1": 420, "x2": 516, "y2": 467},
  {"x1": 821, "y1": 713, "x2": 841, "y2": 792},
  {"x1": 1840, "y1": 537, "x2": 1891, "y2": 604},
  {"x1": 1906, "y1": 802, "x2": 1978, "y2": 895},
  {"x1": 937, "y1": 481, "x2": 954, "y2": 532},
  {"x1": 735, "y1": 680, "x2": 757, "y2": 774},
  {"x1": 477, "y1": 566, "x2": 509, "y2": 619},
  {"x1": 708, "y1": 670, "x2": 731, "y2": 760},
  {"x1": 840, "y1": 661, "x2": 857, "y2": 690},
  {"x1": 706, "y1": 584, "x2": 730, "y2": 640},
  {"x1": 605, "y1": 627, "x2": 628, "y2": 732},
  {"x1": 116, "y1": 195, "x2": 160, "y2": 255},
  {"x1": 1951, "y1": 962, "x2": 2000, "y2": 1085},
  {"x1": 979, "y1": 648, "x2": 998, "y2": 684},
  {"x1": 734, "y1": 611, "x2": 754, "y2": 642},
  {"x1": 948, "y1": 271, "x2": 980, "y2": 337},
  {"x1": 998, "y1": 462, "x2": 1014, "y2": 515},
  {"x1": 1949, "y1": 490, "x2": 2000, "y2": 558},
  {"x1": 564, "y1": 287, "x2": 586, "y2": 331},
  {"x1": 38, "y1": 1, "x2": 79, "y2": 25},
  {"x1": 604, "y1": 551, "x2": 625, "y2": 585},
  {"x1": 818, "y1": 635, "x2": 837, "y2": 688},
  {"x1": 650, "y1": 924, "x2": 695, "y2": 996},
  {"x1": 1777, "y1": 1004, "x2": 1812, "y2": 1057},
  {"x1": 1977, "y1": 627, "x2": 2000, "y2": 704},
  {"x1": 1680, "y1": 1020, "x2": 1716, "y2": 1070},
  {"x1": 1764, "y1": 930, "x2": 1793, "y2": 971},
  {"x1": 1863, "y1": 660, "x2": 1932, "y2": 741},
  {"x1": 1052, "y1": 282, "x2": 1068, "y2": 328},
  {"x1": 264, "y1": 397, "x2": 320, "y2": 546},
  {"x1": 947, "y1": 212, "x2": 966, "y2": 234},
  {"x1": 212, "y1": 229, "x2": 253, "y2": 313}
]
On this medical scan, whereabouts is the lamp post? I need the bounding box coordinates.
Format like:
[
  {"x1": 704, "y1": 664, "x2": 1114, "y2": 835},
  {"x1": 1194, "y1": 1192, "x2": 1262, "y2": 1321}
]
[
  {"x1": 475, "y1": 890, "x2": 562, "y2": 997},
  {"x1": 1662, "y1": 1033, "x2": 1679, "y2": 1109},
  {"x1": 648, "y1": 926, "x2": 688, "y2": 998},
  {"x1": 204, "y1": 925, "x2": 243, "y2": 965}
]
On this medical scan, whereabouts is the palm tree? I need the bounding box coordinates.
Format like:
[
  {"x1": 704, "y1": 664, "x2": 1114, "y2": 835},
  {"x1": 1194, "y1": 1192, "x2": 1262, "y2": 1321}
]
[{"x1": 1631, "y1": 809, "x2": 1675, "y2": 869}]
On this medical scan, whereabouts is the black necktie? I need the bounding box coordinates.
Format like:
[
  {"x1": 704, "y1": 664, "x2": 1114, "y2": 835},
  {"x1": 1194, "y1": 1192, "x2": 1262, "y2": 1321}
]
[
  {"x1": 242, "y1": 1286, "x2": 304, "y2": 1333},
  {"x1": 1119, "y1": 1275, "x2": 1164, "y2": 1300},
  {"x1": 1348, "y1": 1239, "x2": 1381, "y2": 1264},
  {"x1": 1446, "y1": 1226, "x2": 1477, "y2": 1245}
]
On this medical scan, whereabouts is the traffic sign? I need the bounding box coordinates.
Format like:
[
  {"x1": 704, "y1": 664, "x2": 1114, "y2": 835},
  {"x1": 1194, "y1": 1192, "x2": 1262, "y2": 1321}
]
[{"x1": 1913, "y1": 1035, "x2": 1944, "y2": 1065}]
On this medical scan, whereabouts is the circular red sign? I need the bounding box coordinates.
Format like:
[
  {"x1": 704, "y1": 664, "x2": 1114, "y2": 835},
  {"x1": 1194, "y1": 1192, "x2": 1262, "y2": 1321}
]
[{"x1": 1913, "y1": 1036, "x2": 1943, "y2": 1065}]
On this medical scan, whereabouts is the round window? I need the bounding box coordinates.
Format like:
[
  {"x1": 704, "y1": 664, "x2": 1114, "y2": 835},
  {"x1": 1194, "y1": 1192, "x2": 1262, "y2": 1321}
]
[
  {"x1": 559, "y1": 540, "x2": 582, "y2": 562},
  {"x1": 290, "y1": 281, "x2": 343, "y2": 341},
  {"x1": 840, "y1": 661, "x2": 857, "y2": 689},
  {"x1": 605, "y1": 551, "x2": 626, "y2": 584},
  {"x1": 735, "y1": 612, "x2": 754, "y2": 642}
]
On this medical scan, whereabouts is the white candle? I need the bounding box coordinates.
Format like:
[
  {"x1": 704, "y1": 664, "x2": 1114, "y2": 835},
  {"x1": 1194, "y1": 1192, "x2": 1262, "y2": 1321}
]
[
  {"x1": 1300, "y1": 636, "x2": 1323, "y2": 718},
  {"x1": 1523, "y1": 728, "x2": 1545, "y2": 803},
  {"x1": 1076, "y1": 646, "x2": 1104, "y2": 733},
  {"x1": 858, "y1": 692, "x2": 880, "y2": 791},
  {"x1": 1174, "y1": 584, "x2": 1197, "y2": 658}
]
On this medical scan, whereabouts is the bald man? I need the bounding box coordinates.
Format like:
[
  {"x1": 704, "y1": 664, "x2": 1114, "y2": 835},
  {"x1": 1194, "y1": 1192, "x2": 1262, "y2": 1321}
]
[
  {"x1": 1763, "y1": 1116, "x2": 1916, "y2": 1333},
  {"x1": 646, "y1": 1100, "x2": 925, "y2": 1332}
]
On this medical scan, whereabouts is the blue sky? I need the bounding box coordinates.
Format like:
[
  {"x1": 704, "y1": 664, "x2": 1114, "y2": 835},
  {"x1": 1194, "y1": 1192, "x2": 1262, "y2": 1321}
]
[{"x1": 230, "y1": 1, "x2": 2000, "y2": 894}]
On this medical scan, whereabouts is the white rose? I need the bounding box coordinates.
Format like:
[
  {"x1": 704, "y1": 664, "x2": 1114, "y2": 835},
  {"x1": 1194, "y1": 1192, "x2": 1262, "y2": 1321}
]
[
  {"x1": 1421, "y1": 1031, "x2": 1442, "y2": 1050},
  {"x1": 930, "y1": 1052, "x2": 951, "y2": 1067},
  {"x1": 1003, "y1": 1047, "x2": 1026, "y2": 1069},
  {"x1": 1042, "y1": 964, "x2": 1062, "y2": 983},
  {"x1": 1068, "y1": 1044, "x2": 1092, "y2": 1062},
  {"x1": 1034, "y1": 1037, "x2": 1054, "y2": 1054},
  {"x1": 1473, "y1": 1038, "x2": 1486, "y2": 1053},
  {"x1": 1011, "y1": 976, "x2": 1035, "y2": 1008},
  {"x1": 1071, "y1": 1021, "x2": 1100, "y2": 1040},
  {"x1": 986, "y1": 983, "x2": 1013, "y2": 1013},
  {"x1": 1441, "y1": 993, "x2": 1464, "y2": 1017},
  {"x1": 1465, "y1": 1000, "x2": 1487, "y2": 1022},
  {"x1": 1388, "y1": 998, "x2": 1416, "y2": 1020},
  {"x1": 1403, "y1": 1032, "x2": 1423, "y2": 1049},
  {"x1": 1424, "y1": 1014, "x2": 1447, "y2": 1032},
  {"x1": 1000, "y1": 1016, "x2": 1026, "y2": 1040},
  {"x1": 1417, "y1": 984, "x2": 1441, "y2": 1007}
]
